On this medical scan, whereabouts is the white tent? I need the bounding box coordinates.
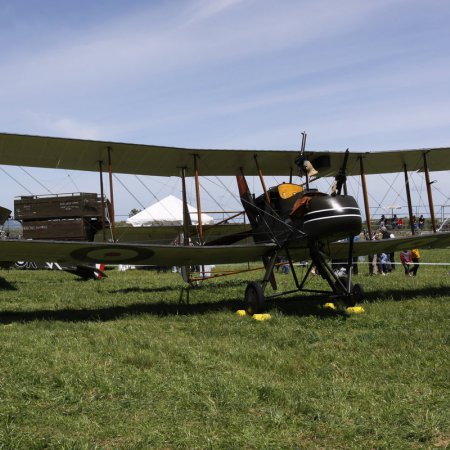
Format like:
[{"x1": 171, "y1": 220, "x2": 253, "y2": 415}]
[{"x1": 126, "y1": 195, "x2": 214, "y2": 227}]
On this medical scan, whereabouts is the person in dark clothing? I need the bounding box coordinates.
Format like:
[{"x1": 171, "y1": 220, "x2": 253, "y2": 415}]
[
  {"x1": 388, "y1": 232, "x2": 396, "y2": 270},
  {"x1": 411, "y1": 248, "x2": 420, "y2": 276},
  {"x1": 392, "y1": 214, "x2": 398, "y2": 229},
  {"x1": 380, "y1": 226, "x2": 390, "y2": 239},
  {"x1": 418, "y1": 215, "x2": 425, "y2": 230}
]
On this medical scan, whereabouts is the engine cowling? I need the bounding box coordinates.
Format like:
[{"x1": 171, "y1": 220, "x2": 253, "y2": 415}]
[{"x1": 302, "y1": 194, "x2": 362, "y2": 240}]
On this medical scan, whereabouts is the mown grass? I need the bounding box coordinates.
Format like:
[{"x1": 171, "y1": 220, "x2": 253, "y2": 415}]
[{"x1": 0, "y1": 249, "x2": 448, "y2": 449}]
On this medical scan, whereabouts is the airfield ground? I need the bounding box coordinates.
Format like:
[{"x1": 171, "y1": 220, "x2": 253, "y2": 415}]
[{"x1": 0, "y1": 248, "x2": 448, "y2": 448}]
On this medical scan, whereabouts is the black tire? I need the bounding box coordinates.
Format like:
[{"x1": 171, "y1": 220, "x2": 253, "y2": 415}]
[
  {"x1": 180, "y1": 266, "x2": 190, "y2": 283},
  {"x1": 245, "y1": 281, "x2": 265, "y2": 315},
  {"x1": 334, "y1": 277, "x2": 362, "y2": 307},
  {"x1": 352, "y1": 283, "x2": 364, "y2": 304},
  {"x1": 334, "y1": 276, "x2": 353, "y2": 294}
]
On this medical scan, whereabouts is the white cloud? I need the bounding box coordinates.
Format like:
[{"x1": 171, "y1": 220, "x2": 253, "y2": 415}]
[{"x1": 0, "y1": 0, "x2": 401, "y2": 100}]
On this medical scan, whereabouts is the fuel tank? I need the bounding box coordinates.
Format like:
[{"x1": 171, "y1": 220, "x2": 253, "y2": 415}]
[{"x1": 301, "y1": 194, "x2": 362, "y2": 240}]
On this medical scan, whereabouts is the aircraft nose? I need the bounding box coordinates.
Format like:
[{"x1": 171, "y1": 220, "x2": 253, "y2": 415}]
[{"x1": 303, "y1": 195, "x2": 362, "y2": 239}]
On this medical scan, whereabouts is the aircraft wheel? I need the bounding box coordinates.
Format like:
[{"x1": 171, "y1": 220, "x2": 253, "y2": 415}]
[
  {"x1": 245, "y1": 281, "x2": 265, "y2": 316},
  {"x1": 352, "y1": 283, "x2": 364, "y2": 304},
  {"x1": 180, "y1": 266, "x2": 190, "y2": 283},
  {"x1": 334, "y1": 276, "x2": 353, "y2": 294},
  {"x1": 334, "y1": 276, "x2": 356, "y2": 307}
]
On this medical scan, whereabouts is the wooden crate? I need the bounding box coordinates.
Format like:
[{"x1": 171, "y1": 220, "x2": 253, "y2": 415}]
[
  {"x1": 22, "y1": 218, "x2": 90, "y2": 241},
  {"x1": 15, "y1": 193, "x2": 103, "y2": 220}
]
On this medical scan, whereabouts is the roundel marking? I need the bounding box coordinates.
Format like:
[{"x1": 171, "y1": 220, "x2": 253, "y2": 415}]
[{"x1": 70, "y1": 246, "x2": 155, "y2": 264}]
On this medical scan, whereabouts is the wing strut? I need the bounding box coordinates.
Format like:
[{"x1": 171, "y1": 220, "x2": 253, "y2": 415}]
[
  {"x1": 193, "y1": 154, "x2": 207, "y2": 279},
  {"x1": 107, "y1": 147, "x2": 116, "y2": 242},
  {"x1": 193, "y1": 154, "x2": 204, "y2": 243},
  {"x1": 359, "y1": 156, "x2": 372, "y2": 239},
  {"x1": 423, "y1": 152, "x2": 437, "y2": 232},
  {"x1": 180, "y1": 167, "x2": 191, "y2": 245},
  {"x1": 300, "y1": 132, "x2": 309, "y2": 190},
  {"x1": 98, "y1": 160, "x2": 107, "y2": 242},
  {"x1": 180, "y1": 166, "x2": 195, "y2": 285},
  {"x1": 403, "y1": 165, "x2": 416, "y2": 235},
  {"x1": 254, "y1": 154, "x2": 270, "y2": 204}
]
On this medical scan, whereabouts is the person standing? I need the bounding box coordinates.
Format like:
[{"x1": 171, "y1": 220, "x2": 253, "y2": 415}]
[
  {"x1": 411, "y1": 248, "x2": 420, "y2": 276},
  {"x1": 392, "y1": 214, "x2": 398, "y2": 229},
  {"x1": 418, "y1": 215, "x2": 425, "y2": 230},
  {"x1": 364, "y1": 229, "x2": 375, "y2": 276},
  {"x1": 389, "y1": 232, "x2": 396, "y2": 270},
  {"x1": 377, "y1": 253, "x2": 390, "y2": 275},
  {"x1": 400, "y1": 250, "x2": 411, "y2": 275}
]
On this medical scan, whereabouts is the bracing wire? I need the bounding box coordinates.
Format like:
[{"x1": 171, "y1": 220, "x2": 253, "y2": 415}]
[
  {"x1": 113, "y1": 174, "x2": 156, "y2": 221},
  {"x1": 347, "y1": 173, "x2": 402, "y2": 221},
  {"x1": 200, "y1": 177, "x2": 240, "y2": 213},
  {"x1": 239, "y1": 196, "x2": 305, "y2": 241},
  {"x1": 1, "y1": 167, "x2": 33, "y2": 195},
  {"x1": 209, "y1": 176, "x2": 243, "y2": 208},
  {"x1": 65, "y1": 170, "x2": 80, "y2": 192},
  {"x1": 382, "y1": 172, "x2": 403, "y2": 203},
  {"x1": 199, "y1": 180, "x2": 228, "y2": 213},
  {"x1": 412, "y1": 175, "x2": 422, "y2": 215},
  {"x1": 370, "y1": 172, "x2": 403, "y2": 217},
  {"x1": 19, "y1": 167, "x2": 53, "y2": 194},
  {"x1": 134, "y1": 175, "x2": 158, "y2": 202},
  {"x1": 431, "y1": 182, "x2": 450, "y2": 206},
  {"x1": 135, "y1": 175, "x2": 186, "y2": 221}
]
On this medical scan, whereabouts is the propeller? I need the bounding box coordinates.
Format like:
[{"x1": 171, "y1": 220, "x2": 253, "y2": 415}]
[
  {"x1": 332, "y1": 149, "x2": 349, "y2": 196},
  {"x1": 236, "y1": 173, "x2": 277, "y2": 290}
]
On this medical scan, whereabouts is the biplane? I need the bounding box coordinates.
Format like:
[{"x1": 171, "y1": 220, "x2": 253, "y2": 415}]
[{"x1": 0, "y1": 132, "x2": 449, "y2": 313}]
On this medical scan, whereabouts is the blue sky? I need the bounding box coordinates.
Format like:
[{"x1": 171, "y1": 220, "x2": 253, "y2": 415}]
[{"x1": 1, "y1": 0, "x2": 449, "y2": 220}]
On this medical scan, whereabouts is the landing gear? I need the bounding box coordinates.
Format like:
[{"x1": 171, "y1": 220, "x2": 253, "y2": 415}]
[
  {"x1": 244, "y1": 252, "x2": 279, "y2": 315},
  {"x1": 244, "y1": 281, "x2": 265, "y2": 315},
  {"x1": 307, "y1": 238, "x2": 365, "y2": 306},
  {"x1": 334, "y1": 277, "x2": 364, "y2": 307},
  {"x1": 352, "y1": 283, "x2": 364, "y2": 304},
  {"x1": 242, "y1": 238, "x2": 365, "y2": 313}
]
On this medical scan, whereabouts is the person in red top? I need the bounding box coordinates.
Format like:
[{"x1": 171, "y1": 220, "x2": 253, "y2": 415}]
[
  {"x1": 400, "y1": 250, "x2": 412, "y2": 275},
  {"x1": 400, "y1": 249, "x2": 421, "y2": 276}
]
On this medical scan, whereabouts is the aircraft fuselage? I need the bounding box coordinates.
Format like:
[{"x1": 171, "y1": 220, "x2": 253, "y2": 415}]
[{"x1": 250, "y1": 183, "x2": 362, "y2": 246}]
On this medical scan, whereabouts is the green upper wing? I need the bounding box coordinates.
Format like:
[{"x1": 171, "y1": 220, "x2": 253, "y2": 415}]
[{"x1": 0, "y1": 133, "x2": 449, "y2": 177}]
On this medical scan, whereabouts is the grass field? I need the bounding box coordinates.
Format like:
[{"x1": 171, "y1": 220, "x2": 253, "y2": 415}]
[{"x1": 0, "y1": 249, "x2": 448, "y2": 449}]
